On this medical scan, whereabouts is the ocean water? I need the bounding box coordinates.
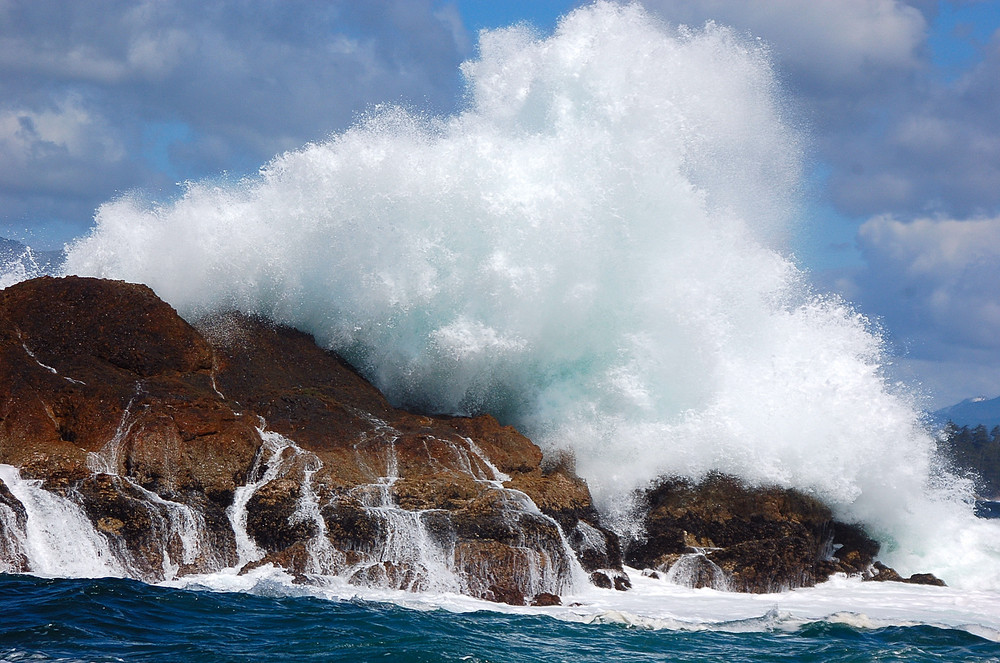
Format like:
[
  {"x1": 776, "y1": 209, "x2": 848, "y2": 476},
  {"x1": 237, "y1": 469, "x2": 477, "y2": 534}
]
[
  {"x1": 2, "y1": 572, "x2": 999, "y2": 662},
  {"x1": 3, "y1": 2, "x2": 1000, "y2": 660}
]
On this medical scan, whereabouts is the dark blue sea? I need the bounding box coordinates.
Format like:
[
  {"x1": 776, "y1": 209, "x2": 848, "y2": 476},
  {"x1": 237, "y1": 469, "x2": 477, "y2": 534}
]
[
  {"x1": 1, "y1": 575, "x2": 997, "y2": 663},
  {"x1": 3, "y1": 5, "x2": 1000, "y2": 662}
]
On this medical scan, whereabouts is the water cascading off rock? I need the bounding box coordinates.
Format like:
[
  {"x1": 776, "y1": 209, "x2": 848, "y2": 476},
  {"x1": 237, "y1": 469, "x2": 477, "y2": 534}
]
[{"x1": 0, "y1": 276, "x2": 622, "y2": 603}]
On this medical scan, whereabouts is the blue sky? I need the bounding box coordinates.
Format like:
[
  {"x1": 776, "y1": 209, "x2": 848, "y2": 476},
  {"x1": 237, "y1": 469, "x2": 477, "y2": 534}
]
[{"x1": 1, "y1": 0, "x2": 999, "y2": 408}]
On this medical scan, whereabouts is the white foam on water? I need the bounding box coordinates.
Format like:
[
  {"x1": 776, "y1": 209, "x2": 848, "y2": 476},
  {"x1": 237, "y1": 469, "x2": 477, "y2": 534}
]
[
  {"x1": 37, "y1": 1, "x2": 1000, "y2": 589},
  {"x1": 161, "y1": 564, "x2": 1000, "y2": 642}
]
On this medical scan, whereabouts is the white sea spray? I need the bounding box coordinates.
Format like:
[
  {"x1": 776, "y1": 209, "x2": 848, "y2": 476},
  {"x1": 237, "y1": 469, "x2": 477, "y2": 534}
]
[{"x1": 59, "y1": 3, "x2": 999, "y2": 586}]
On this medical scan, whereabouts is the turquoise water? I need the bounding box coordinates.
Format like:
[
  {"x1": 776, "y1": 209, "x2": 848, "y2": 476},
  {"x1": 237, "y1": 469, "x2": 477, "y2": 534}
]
[{"x1": 2, "y1": 575, "x2": 997, "y2": 663}]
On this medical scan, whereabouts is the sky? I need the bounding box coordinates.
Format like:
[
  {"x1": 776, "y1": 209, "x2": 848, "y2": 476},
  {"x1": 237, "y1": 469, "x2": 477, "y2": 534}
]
[{"x1": 1, "y1": 0, "x2": 999, "y2": 409}]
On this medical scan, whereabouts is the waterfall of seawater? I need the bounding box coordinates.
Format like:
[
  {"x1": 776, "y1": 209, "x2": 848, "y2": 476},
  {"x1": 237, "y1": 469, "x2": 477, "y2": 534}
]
[
  {"x1": 31, "y1": 1, "x2": 1000, "y2": 587},
  {"x1": 661, "y1": 550, "x2": 731, "y2": 592},
  {"x1": 344, "y1": 429, "x2": 459, "y2": 593},
  {"x1": 0, "y1": 413, "x2": 586, "y2": 596},
  {"x1": 223, "y1": 422, "x2": 583, "y2": 597},
  {"x1": 0, "y1": 465, "x2": 123, "y2": 577},
  {"x1": 85, "y1": 394, "x2": 222, "y2": 579},
  {"x1": 228, "y1": 429, "x2": 297, "y2": 567}
]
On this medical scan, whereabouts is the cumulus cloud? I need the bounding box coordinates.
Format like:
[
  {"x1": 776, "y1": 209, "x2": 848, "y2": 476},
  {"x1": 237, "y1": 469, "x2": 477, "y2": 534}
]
[
  {"x1": 639, "y1": 0, "x2": 1000, "y2": 405},
  {"x1": 0, "y1": 95, "x2": 129, "y2": 191},
  {"x1": 845, "y1": 214, "x2": 1000, "y2": 403},
  {"x1": 855, "y1": 214, "x2": 1000, "y2": 347},
  {"x1": 830, "y1": 24, "x2": 1000, "y2": 218},
  {"x1": 641, "y1": 0, "x2": 927, "y2": 116},
  {"x1": 641, "y1": 0, "x2": 1000, "y2": 221},
  {"x1": 0, "y1": 0, "x2": 471, "y2": 244}
]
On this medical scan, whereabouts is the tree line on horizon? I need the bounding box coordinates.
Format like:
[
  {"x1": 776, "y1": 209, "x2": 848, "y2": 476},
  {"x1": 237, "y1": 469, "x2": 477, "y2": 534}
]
[{"x1": 939, "y1": 422, "x2": 1000, "y2": 500}]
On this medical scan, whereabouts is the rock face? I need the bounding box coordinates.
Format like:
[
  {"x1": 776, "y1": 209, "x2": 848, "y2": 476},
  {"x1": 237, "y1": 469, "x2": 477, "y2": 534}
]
[
  {"x1": 625, "y1": 473, "x2": 943, "y2": 591},
  {"x1": 0, "y1": 276, "x2": 622, "y2": 603}
]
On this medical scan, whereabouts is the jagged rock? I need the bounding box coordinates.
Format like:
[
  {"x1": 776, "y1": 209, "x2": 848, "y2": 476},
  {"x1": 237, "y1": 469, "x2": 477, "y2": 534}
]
[
  {"x1": 625, "y1": 474, "x2": 834, "y2": 591},
  {"x1": 0, "y1": 276, "x2": 624, "y2": 601},
  {"x1": 867, "y1": 560, "x2": 904, "y2": 582},
  {"x1": 0, "y1": 277, "x2": 260, "y2": 486},
  {"x1": 245, "y1": 476, "x2": 315, "y2": 553},
  {"x1": 200, "y1": 309, "x2": 627, "y2": 597},
  {"x1": 589, "y1": 571, "x2": 613, "y2": 588},
  {"x1": 866, "y1": 561, "x2": 945, "y2": 586},
  {"x1": 0, "y1": 479, "x2": 28, "y2": 572},
  {"x1": 626, "y1": 473, "x2": 933, "y2": 592},
  {"x1": 826, "y1": 521, "x2": 880, "y2": 576},
  {"x1": 588, "y1": 569, "x2": 632, "y2": 591}
]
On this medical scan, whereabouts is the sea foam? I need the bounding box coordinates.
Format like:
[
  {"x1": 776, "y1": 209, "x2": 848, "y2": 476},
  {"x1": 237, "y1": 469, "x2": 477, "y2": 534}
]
[{"x1": 60, "y1": 2, "x2": 999, "y2": 586}]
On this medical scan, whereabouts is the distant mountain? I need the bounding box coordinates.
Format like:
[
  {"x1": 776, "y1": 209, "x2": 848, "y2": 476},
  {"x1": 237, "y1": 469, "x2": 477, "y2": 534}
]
[
  {"x1": 0, "y1": 237, "x2": 26, "y2": 262},
  {"x1": 0, "y1": 237, "x2": 65, "y2": 279},
  {"x1": 933, "y1": 396, "x2": 1000, "y2": 430}
]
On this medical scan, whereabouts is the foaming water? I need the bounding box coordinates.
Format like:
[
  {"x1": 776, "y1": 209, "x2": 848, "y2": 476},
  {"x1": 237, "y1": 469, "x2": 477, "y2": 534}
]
[
  {"x1": 57, "y1": 3, "x2": 999, "y2": 584},
  {"x1": 3, "y1": 574, "x2": 999, "y2": 662}
]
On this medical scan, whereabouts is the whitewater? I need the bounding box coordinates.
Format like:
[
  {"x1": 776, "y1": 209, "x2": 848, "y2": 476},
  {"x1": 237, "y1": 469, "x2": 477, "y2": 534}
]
[{"x1": 2, "y1": 2, "x2": 999, "y2": 652}]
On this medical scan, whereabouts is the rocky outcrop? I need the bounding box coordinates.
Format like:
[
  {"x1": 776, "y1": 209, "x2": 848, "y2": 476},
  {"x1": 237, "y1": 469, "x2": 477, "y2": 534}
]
[
  {"x1": 625, "y1": 473, "x2": 944, "y2": 591},
  {"x1": 0, "y1": 276, "x2": 622, "y2": 603},
  {"x1": 0, "y1": 277, "x2": 941, "y2": 597}
]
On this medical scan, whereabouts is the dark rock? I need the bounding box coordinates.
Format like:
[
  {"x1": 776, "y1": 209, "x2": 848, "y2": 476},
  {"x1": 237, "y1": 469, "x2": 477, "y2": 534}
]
[
  {"x1": 531, "y1": 592, "x2": 562, "y2": 606},
  {"x1": 867, "y1": 560, "x2": 904, "y2": 582},
  {"x1": 589, "y1": 571, "x2": 612, "y2": 588},
  {"x1": 586, "y1": 569, "x2": 631, "y2": 591},
  {"x1": 625, "y1": 473, "x2": 834, "y2": 591},
  {"x1": 626, "y1": 473, "x2": 936, "y2": 593},
  {"x1": 246, "y1": 477, "x2": 315, "y2": 553},
  {"x1": 830, "y1": 522, "x2": 881, "y2": 576},
  {"x1": 905, "y1": 573, "x2": 946, "y2": 586}
]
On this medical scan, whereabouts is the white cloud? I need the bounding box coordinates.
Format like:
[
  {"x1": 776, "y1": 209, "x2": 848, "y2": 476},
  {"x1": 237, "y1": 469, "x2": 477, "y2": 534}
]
[
  {"x1": 641, "y1": 0, "x2": 1000, "y2": 222},
  {"x1": 0, "y1": 0, "x2": 472, "y2": 240},
  {"x1": 835, "y1": 213, "x2": 1000, "y2": 405},
  {"x1": 855, "y1": 214, "x2": 1000, "y2": 350},
  {"x1": 0, "y1": 95, "x2": 128, "y2": 191},
  {"x1": 641, "y1": 0, "x2": 926, "y2": 92}
]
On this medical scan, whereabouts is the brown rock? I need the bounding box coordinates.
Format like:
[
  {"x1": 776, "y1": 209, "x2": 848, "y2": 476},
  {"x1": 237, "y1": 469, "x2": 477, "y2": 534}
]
[
  {"x1": 0, "y1": 277, "x2": 627, "y2": 601},
  {"x1": 531, "y1": 592, "x2": 562, "y2": 606},
  {"x1": 905, "y1": 572, "x2": 946, "y2": 586},
  {"x1": 198, "y1": 310, "x2": 627, "y2": 594}
]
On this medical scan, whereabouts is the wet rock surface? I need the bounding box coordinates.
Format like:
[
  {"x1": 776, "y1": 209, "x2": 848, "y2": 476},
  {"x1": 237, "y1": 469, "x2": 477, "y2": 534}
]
[
  {"x1": 624, "y1": 473, "x2": 943, "y2": 591},
  {"x1": 0, "y1": 277, "x2": 942, "y2": 597},
  {"x1": 0, "y1": 276, "x2": 622, "y2": 601}
]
